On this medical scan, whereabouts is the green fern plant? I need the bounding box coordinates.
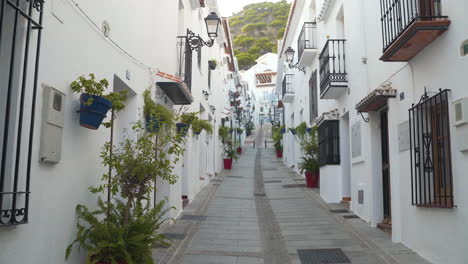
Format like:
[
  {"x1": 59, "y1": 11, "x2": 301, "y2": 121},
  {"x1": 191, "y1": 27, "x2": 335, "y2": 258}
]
[{"x1": 65, "y1": 198, "x2": 174, "y2": 264}]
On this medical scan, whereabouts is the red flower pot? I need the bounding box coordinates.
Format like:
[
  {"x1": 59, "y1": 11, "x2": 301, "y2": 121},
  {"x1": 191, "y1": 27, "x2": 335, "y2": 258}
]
[
  {"x1": 237, "y1": 147, "x2": 242, "y2": 154},
  {"x1": 305, "y1": 172, "x2": 319, "y2": 188},
  {"x1": 276, "y1": 150, "x2": 283, "y2": 158},
  {"x1": 224, "y1": 158, "x2": 233, "y2": 170}
]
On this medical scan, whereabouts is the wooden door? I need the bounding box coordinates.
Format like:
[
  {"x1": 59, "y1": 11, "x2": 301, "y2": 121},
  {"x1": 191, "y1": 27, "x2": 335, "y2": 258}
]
[{"x1": 381, "y1": 110, "x2": 391, "y2": 218}]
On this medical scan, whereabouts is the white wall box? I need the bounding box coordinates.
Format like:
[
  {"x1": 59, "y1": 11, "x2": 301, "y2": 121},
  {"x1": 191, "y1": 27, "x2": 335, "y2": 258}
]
[{"x1": 454, "y1": 98, "x2": 468, "y2": 127}]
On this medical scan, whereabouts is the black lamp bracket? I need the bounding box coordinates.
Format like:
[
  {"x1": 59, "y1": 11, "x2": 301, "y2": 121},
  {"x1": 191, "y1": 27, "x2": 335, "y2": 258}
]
[{"x1": 187, "y1": 29, "x2": 214, "y2": 51}]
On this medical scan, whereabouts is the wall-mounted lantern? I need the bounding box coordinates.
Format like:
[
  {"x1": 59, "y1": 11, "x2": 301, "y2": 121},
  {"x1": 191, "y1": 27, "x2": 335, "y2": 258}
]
[
  {"x1": 186, "y1": 12, "x2": 221, "y2": 51},
  {"x1": 284, "y1": 46, "x2": 305, "y2": 73}
]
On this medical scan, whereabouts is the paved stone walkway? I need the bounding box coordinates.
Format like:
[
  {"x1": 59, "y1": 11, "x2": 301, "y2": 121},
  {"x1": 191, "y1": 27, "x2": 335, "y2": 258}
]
[{"x1": 157, "y1": 148, "x2": 430, "y2": 264}]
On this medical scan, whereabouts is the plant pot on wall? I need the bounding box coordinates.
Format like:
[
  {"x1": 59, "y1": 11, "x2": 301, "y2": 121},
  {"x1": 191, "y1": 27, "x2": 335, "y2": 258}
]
[
  {"x1": 305, "y1": 172, "x2": 319, "y2": 188},
  {"x1": 145, "y1": 115, "x2": 160, "y2": 132},
  {"x1": 289, "y1": 128, "x2": 297, "y2": 135},
  {"x1": 79, "y1": 93, "x2": 112, "y2": 130},
  {"x1": 224, "y1": 158, "x2": 233, "y2": 170},
  {"x1": 208, "y1": 60, "x2": 217, "y2": 70},
  {"x1": 176, "y1": 123, "x2": 190, "y2": 137}
]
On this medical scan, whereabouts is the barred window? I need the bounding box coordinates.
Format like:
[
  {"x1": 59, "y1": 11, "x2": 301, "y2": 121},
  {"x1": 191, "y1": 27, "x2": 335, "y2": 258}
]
[
  {"x1": 318, "y1": 120, "x2": 340, "y2": 166},
  {"x1": 409, "y1": 89, "x2": 454, "y2": 208},
  {"x1": 1, "y1": 0, "x2": 44, "y2": 227}
]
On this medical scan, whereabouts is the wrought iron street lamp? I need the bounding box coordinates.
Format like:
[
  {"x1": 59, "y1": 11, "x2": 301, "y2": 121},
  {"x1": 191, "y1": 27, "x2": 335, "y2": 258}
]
[
  {"x1": 284, "y1": 46, "x2": 305, "y2": 73},
  {"x1": 187, "y1": 12, "x2": 221, "y2": 51}
]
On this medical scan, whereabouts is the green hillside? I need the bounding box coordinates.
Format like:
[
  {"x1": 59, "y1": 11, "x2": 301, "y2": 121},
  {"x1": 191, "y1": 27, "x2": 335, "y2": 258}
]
[{"x1": 229, "y1": 1, "x2": 290, "y2": 70}]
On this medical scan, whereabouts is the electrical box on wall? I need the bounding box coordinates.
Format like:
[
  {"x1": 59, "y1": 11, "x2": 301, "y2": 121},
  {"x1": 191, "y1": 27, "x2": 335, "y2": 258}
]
[
  {"x1": 39, "y1": 85, "x2": 65, "y2": 163},
  {"x1": 453, "y1": 98, "x2": 468, "y2": 152},
  {"x1": 454, "y1": 98, "x2": 468, "y2": 127}
]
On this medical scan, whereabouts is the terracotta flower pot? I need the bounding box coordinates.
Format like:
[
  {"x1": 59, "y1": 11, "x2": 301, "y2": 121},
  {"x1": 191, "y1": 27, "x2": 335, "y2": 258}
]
[
  {"x1": 276, "y1": 150, "x2": 283, "y2": 158},
  {"x1": 305, "y1": 171, "x2": 319, "y2": 188},
  {"x1": 224, "y1": 159, "x2": 233, "y2": 170}
]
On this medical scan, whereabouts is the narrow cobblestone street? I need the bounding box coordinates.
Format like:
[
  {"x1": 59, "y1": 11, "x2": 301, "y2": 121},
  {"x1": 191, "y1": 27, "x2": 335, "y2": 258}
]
[{"x1": 157, "y1": 148, "x2": 430, "y2": 264}]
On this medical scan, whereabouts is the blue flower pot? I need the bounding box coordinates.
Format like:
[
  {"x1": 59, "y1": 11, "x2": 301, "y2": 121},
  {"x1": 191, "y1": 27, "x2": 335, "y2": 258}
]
[
  {"x1": 281, "y1": 128, "x2": 286, "y2": 134},
  {"x1": 194, "y1": 131, "x2": 202, "y2": 135},
  {"x1": 306, "y1": 127, "x2": 312, "y2": 135},
  {"x1": 79, "y1": 94, "x2": 112, "y2": 130},
  {"x1": 176, "y1": 123, "x2": 190, "y2": 137},
  {"x1": 146, "y1": 115, "x2": 160, "y2": 132},
  {"x1": 229, "y1": 128, "x2": 234, "y2": 134},
  {"x1": 289, "y1": 129, "x2": 297, "y2": 135}
]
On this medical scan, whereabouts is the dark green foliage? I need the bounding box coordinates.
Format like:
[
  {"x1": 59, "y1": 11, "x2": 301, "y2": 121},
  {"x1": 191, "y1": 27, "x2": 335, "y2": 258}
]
[
  {"x1": 179, "y1": 112, "x2": 198, "y2": 125},
  {"x1": 229, "y1": 1, "x2": 291, "y2": 70},
  {"x1": 143, "y1": 89, "x2": 174, "y2": 128},
  {"x1": 298, "y1": 126, "x2": 319, "y2": 174},
  {"x1": 272, "y1": 124, "x2": 284, "y2": 152},
  {"x1": 296, "y1": 122, "x2": 308, "y2": 138},
  {"x1": 191, "y1": 119, "x2": 213, "y2": 135},
  {"x1": 65, "y1": 198, "x2": 173, "y2": 264},
  {"x1": 218, "y1": 126, "x2": 230, "y2": 141}
]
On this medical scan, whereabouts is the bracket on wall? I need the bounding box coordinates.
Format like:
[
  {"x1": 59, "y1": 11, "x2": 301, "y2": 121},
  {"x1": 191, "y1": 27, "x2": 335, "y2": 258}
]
[{"x1": 358, "y1": 111, "x2": 369, "y2": 123}]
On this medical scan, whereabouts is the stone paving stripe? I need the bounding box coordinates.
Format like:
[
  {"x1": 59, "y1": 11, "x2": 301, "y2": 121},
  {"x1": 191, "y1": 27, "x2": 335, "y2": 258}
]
[
  {"x1": 226, "y1": 175, "x2": 245, "y2": 178},
  {"x1": 254, "y1": 149, "x2": 291, "y2": 264},
  {"x1": 329, "y1": 209, "x2": 350, "y2": 214},
  {"x1": 264, "y1": 180, "x2": 282, "y2": 183},
  {"x1": 180, "y1": 215, "x2": 207, "y2": 221},
  {"x1": 282, "y1": 184, "x2": 307, "y2": 189},
  {"x1": 297, "y1": 248, "x2": 351, "y2": 264},
  {"x1": 343, "y1": 215, "x2": 361, "y2": 219},
  {"x1": 163, "y1": 233, "x2": 187, "y2": 240}
]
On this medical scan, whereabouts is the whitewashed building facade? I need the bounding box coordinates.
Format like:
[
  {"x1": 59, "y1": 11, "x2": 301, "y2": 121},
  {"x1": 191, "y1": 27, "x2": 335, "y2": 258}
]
[
  {"x1": 278, "y1": 0, "x2": 468, "y2": 263},
  {"x1": 0, "y1": 0, "x2": 241, "y2": 263}
]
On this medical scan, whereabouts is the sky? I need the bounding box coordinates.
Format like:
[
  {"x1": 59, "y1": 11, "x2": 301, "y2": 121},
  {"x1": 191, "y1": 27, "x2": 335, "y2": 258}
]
[{"x1": 218, "y1": 0, "x2": 292, "y2": 17}]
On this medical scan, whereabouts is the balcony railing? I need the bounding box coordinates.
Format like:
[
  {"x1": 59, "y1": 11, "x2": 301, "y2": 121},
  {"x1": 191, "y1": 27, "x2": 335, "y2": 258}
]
[
  {"x1": 177, "y1": 35, "x2": 192, "y2": 91},
  {"x1": 380, "y1": 0, "x2": 450, "y2": 61},
  {"x1": 298, "y1": 22, "x2": 317, "y2": 61},
  {"x1": 319, "y1": 39, "x2": 347, "y2": 98}
]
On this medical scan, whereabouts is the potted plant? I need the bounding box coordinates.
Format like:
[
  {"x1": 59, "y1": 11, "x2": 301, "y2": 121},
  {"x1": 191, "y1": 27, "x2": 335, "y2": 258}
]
[
  {"x1": 71, "y1": 74, "x2": 127, "y2": 130},
  {"x1": 208, "y1": 59, "x2": 217, "y2": 70},
  {"x1": 191, "y1": 119, "x2": 213, "y2": 135},
  {"x1": 143, "y1": 89, "x2": 174, "y2": 132},
  {"x1": 272, "y1": 125, "x2": 284, "y2": 158},
  {"x1": 296, "y1": 122, "x2": 308, "y2": 138},
  {"x1": 218, "y1": 126, "x2": 230, "y2": 141},
  {"x1": 223, "y1": 139, "x2": 238, "y2": 170},
  {"x1": 177, "y1": 112, "x2": 198, "y2": 137},
  {"x1": 236, "y1": 128, "x2": 244, "y2": 134},
  {"x1": 299, "y1": 126, "x2": 320, "y2": 188},
  {"x1": 229, "y1": 128, "x2": 234, "y2": 134},
  {"x1": 66, "y1": 123, "x2": 185, "y2": 263}
]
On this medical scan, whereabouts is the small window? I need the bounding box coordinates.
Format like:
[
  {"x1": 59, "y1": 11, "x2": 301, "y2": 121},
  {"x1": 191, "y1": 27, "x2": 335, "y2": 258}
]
[
  {"x1": 409, "y1": 89, "x2": 454, "y2": 208},
  {"x1": 461, "y1": 40, "x2": 468, "y2": 56},
  {"x1": 318, "y1": 120, "x2": 340, "y2": 166}
]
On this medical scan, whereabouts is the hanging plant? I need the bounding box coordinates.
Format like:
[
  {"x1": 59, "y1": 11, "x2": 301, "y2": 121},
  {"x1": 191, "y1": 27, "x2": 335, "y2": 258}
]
[
  {"x1": 191, "y1": 119, "x2": 213, "y2": 135},
  {"x1": 236, "y1": 128, "x2": 244, "y2": 134},
  {"x1": 296, "y1": 122, "x2": 308, "y2": 138},
  {"x1": 289, "y1": 128, "x2": 297, "y2": 135},
  {"x1": 71, "y1": 74, "x2": 128, "y2": 129},
  {"x1": 143, "y1": 89, "x2": 174, "y2": 132},
  {"x1": 177, "y1": 112, "x2": 198, "y2": 137}
]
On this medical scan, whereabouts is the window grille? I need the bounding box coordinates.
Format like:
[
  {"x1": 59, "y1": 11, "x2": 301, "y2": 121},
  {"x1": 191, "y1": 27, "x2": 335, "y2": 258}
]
[
  {"x1": 309, "y1": 71, "x2": 318, "y2": 122},
  {"x1": 409, "y1": 89, "x2": 454, "y2": 208},
  {"x1": 318, "y1": 120, "x2": 340, "y2": 166},
  {"x1": 1, "y1": 0, "x2": 44, "y2": 227}
]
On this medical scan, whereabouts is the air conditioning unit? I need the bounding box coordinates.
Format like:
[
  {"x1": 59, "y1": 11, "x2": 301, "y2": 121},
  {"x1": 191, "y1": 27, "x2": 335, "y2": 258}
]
[{"x1": 454, "y1": 98, "x2": 468, "y2": 127}]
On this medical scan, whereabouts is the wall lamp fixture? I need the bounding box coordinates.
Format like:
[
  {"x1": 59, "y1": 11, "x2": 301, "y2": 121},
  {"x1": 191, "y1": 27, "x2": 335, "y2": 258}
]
[{"x1": 284, "y1": 47, "x2": 306, "y2": 74}]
